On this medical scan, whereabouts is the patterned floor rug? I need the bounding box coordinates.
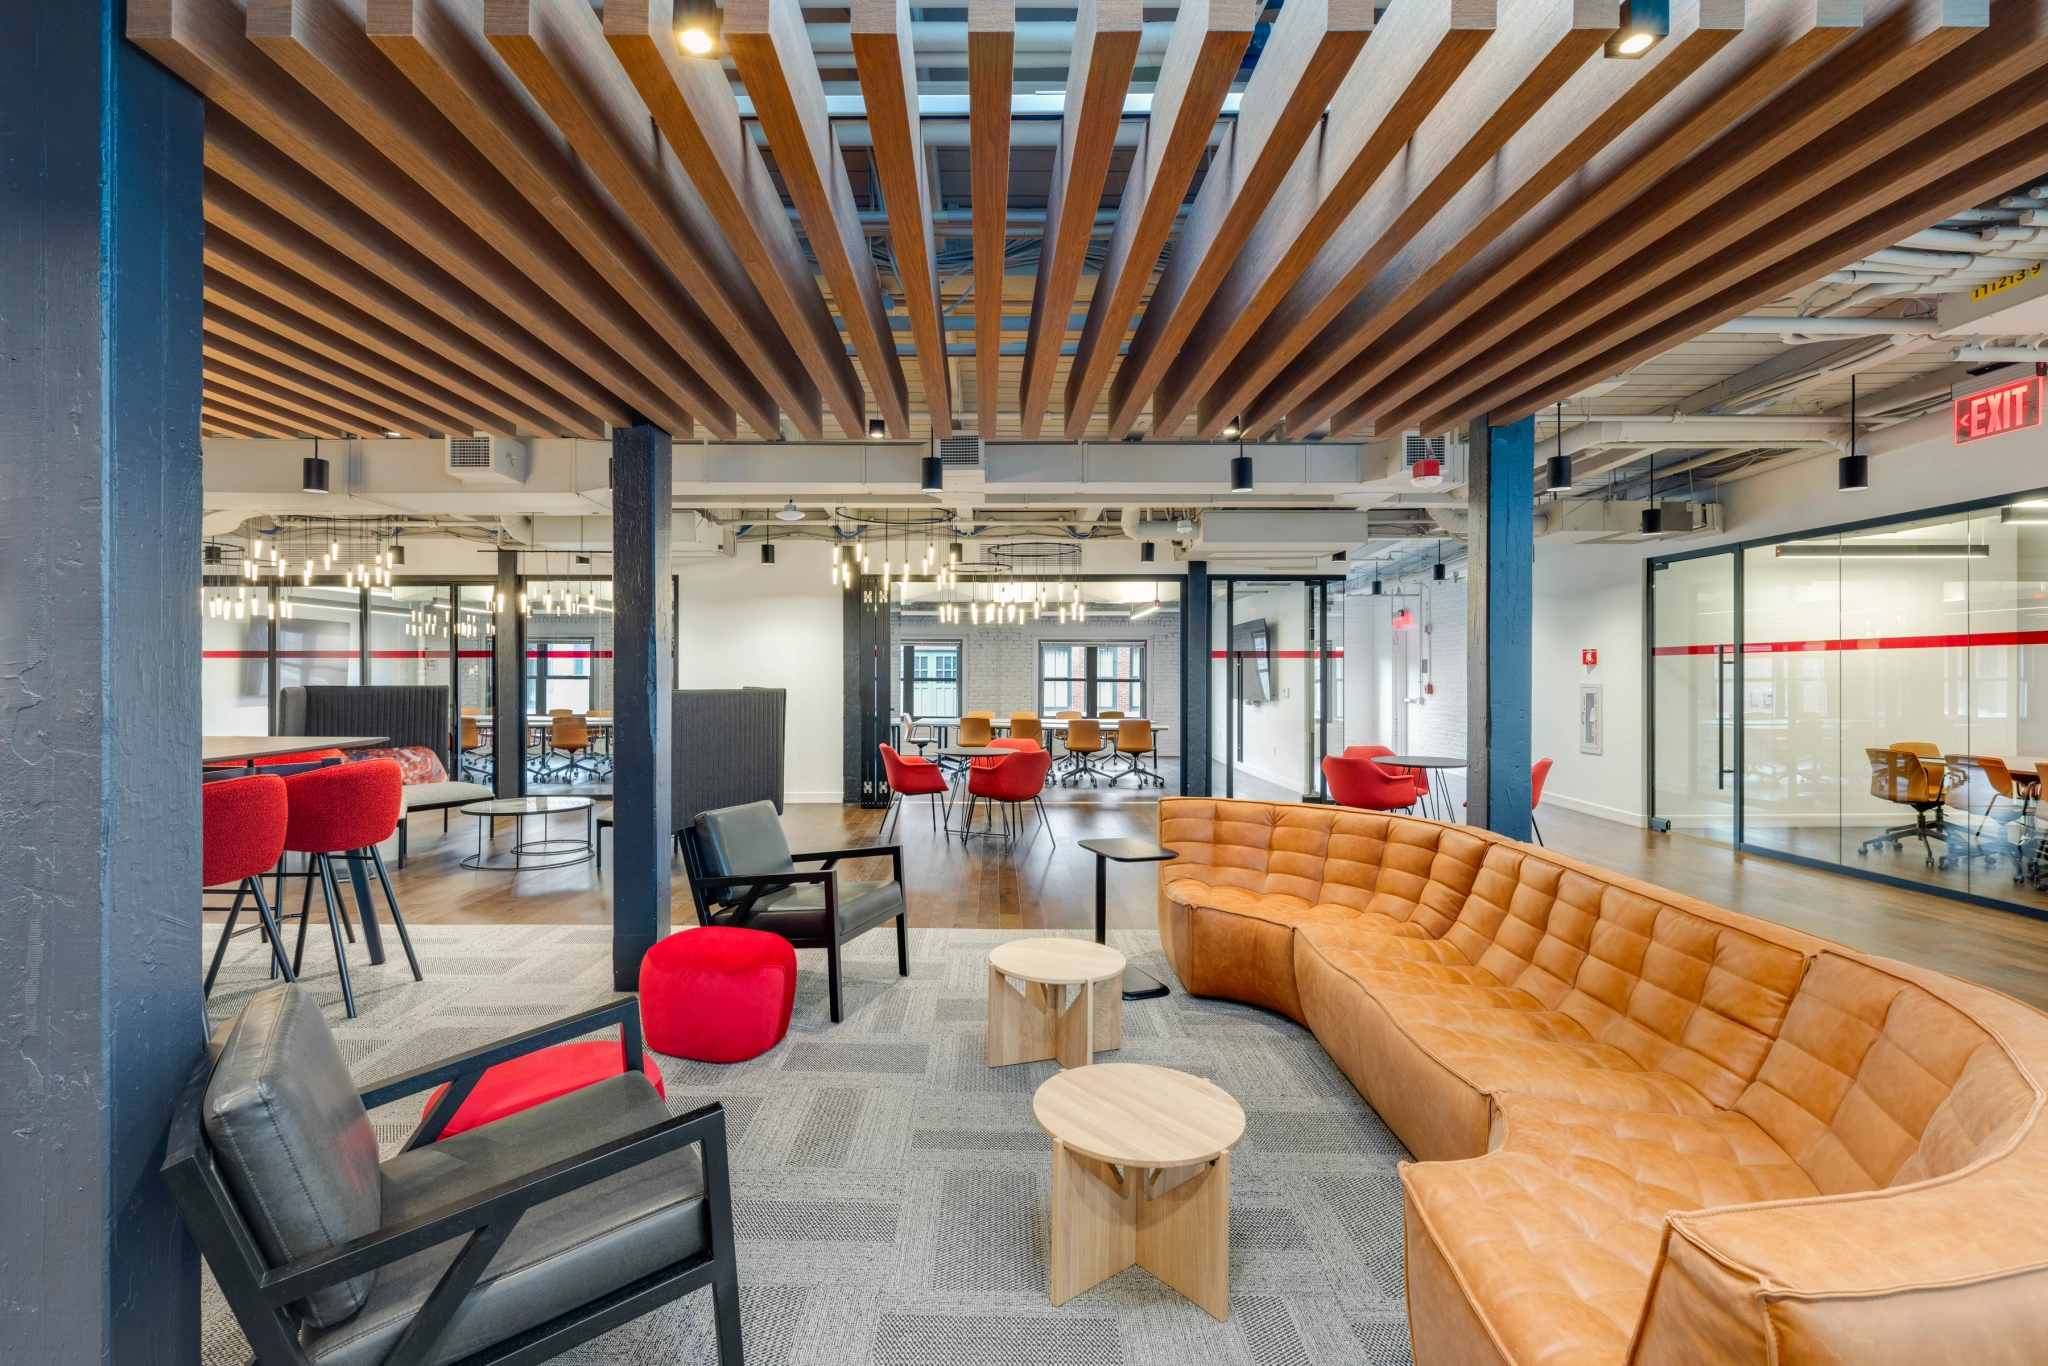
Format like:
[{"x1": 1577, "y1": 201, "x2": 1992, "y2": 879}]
[{"x1": 201, "y1": 923, "x2": 1416, "y2": 1366}]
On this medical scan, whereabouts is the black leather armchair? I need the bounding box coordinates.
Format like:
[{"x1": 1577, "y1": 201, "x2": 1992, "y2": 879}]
[
  {"x1": 165, "y1": 985, "x2": 742, "y2": 1366},
  {"x1": 679, "y1": 800, "x2": 907, "y2": 1023}
]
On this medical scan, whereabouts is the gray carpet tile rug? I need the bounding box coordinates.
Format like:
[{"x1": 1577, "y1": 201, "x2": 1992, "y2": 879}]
[{"x1": 200, "y1": 922, "x2": 1415, "y2": 1366}]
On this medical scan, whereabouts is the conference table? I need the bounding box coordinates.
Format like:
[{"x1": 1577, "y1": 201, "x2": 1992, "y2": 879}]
[{"x1": 899, "y1": 716, "x2": 1171, "y2": 752}]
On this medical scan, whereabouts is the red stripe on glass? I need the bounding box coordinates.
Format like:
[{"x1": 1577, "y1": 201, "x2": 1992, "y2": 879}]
[{"x1": 1653, "y1": 629, "x2": 2048, "y2": 657}]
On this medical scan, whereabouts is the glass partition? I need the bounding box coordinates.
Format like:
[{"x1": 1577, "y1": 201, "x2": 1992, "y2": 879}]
[
  {"x1": 202, "y1": 584, "x2": 272, "y2": 734},
  {"x1": 370, "y1": 584, "x2": 449, "y2": 687},
  {"x1": 456, "y1": 585, "x2": 495, "y2": 719},
  {"x1": 1211, "y1": 577, "x2": 1344, "y2": 802},
  {"x1": 1652, "y1": 491, "x2": 2048, "y2": 913},
  {"x1": 277, "y1": 585, "x2": 361, "y2": 688}
]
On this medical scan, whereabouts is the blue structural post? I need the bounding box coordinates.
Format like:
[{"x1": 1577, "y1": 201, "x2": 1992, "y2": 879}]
[
  {"x1": 611, "y1": 422, "x2": 674, "y2": 990},
  {"x1": 1467, "y1": 414, "x2": 1535, "y2": 841},
  {"x1": 0, "y1": 6, "x2": 207, "y2": 1364}
]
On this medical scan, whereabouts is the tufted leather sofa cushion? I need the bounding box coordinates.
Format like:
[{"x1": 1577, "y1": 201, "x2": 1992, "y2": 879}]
[{"x1": 1153, "y1": 798, "x2": 2048, "y2": 1365}]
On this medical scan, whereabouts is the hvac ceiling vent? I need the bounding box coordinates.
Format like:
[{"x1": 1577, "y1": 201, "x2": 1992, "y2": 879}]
[
  {"x1": 938, "y1": 436, "x2": 982, "y2": 468},
  {"x1": 444, "y1": 436, "x2": 529, "y2": 484}
]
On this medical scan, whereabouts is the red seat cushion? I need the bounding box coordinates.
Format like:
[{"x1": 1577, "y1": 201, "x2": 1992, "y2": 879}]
[
  {"x1": 640, "y1": 926, "x2": 798, "y2": 1063},
  {"x1": 203, "y1": 774, "x2": 289, "y2": 887},
  {"x1": 420, "y1": 1039, "x2": 666, "y2": 1139},
  {"x1": 282, "y1": 758, "x2": 404, "y2": 854}
]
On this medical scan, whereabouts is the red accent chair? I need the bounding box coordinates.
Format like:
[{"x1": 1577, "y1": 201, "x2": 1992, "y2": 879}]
[
  {"x1": 878, "y1": 743, "x2": 950, "y2": 834},
  {"x1": 1531, "y1": 756, "x2": 1553, "y2": 845},
  {"x1": 1348, "y1": 744, "x2": 1429, "y2": 804},
  {"x1": 419, "y1": 1039, "x2": 667, "y2": 1139},
  {"x1": 279, "y1": 759, "x2": 422, "y2": 1018},
  {"x1": 1322, "y1": 753, "x2": 1419, "y2": 812},
  {"x1": 964, "y1": 744, "x2": 1056, "y2": 845},
  {"x1": 639, "y1": 927, "x2": 798, "y2": 1062},
  {"x1": 203, "y1": 775, "x2": 296, "y2": 995}
]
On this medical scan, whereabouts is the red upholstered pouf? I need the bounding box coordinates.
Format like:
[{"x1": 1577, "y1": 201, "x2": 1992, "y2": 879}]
[
  {"x1": 640, "y1": 927, "x2": 797, "y2": 1062},
  {"x1": 421, "y1": 1039, "x2": 666, "y2": 1139}
]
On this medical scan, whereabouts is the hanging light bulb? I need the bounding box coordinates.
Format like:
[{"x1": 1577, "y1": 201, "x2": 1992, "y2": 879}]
[{"x1": 282, "y1": 601, "x2": 293, "y2": 619}]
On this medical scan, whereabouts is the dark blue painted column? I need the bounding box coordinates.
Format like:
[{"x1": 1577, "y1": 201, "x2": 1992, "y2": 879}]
[
  {"x1": 611, "y1": 423, "x2": 673, "y2": 990},
  {"x1": 1182, "y1": 561, "x2": 1210, "y2": 796},
  {"x1": 493, "y1": 548, "x2": 526, "y2": 797},
  {"x1": 0, "y1": 6, "x2": 206, "y2": 1364},
  {"x1": 1466, "y1": 414, "x2": 1535, "y2": 841}
]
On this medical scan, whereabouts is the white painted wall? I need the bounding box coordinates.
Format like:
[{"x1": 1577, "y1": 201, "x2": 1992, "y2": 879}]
[
  {"x1": 674, "y1": 539, "x2": 844, "y2": 803},
  {"x1": 1532, "y1": 543, "x2": 1645, "y2": 823}
]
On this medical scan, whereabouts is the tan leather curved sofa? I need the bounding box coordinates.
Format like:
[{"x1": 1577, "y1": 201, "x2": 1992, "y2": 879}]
[{"x1": 1156, "y1": 798, "x2": 2048, "y2": 1365}]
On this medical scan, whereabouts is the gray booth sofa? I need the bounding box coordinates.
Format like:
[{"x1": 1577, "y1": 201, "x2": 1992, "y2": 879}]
[
  {"x1": 167, "y1": 984, "x2": 742, "y2": 1365},
  {"x1": 278, "y1": 685, "x2": 494, "y2": 864}
]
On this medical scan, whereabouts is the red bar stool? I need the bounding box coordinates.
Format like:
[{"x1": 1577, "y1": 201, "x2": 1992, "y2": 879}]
[
  {"x1": 203, "y1": 775, "x2": 295, "y2": 995},
  {"x1": 280, "y1": 758, "x2": 422, "y2": 1017}
]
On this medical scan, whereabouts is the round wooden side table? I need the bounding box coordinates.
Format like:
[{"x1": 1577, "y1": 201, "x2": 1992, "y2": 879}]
[
  {"x1": 1032, "y1": 1063, "x2": 1246, "y2": 1319},
  {"x1": 986, "y1": 938, "x2": 1126, "y2": 1069}
]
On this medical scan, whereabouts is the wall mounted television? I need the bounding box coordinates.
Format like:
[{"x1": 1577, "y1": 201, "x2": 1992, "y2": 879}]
[{"x1": 1232, "y1": 618, "x2": 1273, "y2": 703}]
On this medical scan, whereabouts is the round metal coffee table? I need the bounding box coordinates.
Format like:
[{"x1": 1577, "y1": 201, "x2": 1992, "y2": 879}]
[{"x1": 460, "y1": 796, "x2": 596, "y2": 870}]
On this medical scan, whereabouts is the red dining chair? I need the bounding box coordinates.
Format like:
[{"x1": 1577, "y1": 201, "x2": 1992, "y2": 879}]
[
  {"x1": 1531, "y1": 757, "x2": 1553, "y2": 845},
  {"x1": 1347, "y1": 744, "x2": 1428, "y2": 802},
  {"x1": 878, "y1": 743, "x2": 950, "y2": 834},
  {"x1": 202, "y1": 775, "x2": 295, "y2": 995},
  {"x1": 1322, "y1": 754, "x2": 1418, "y2": 812},
  {"x1": 964, "y1": 745, "x2": 1056, "y2": 845},
  {"x1": 279, "y1": 758, "x2": 422, "y2": 1017}
]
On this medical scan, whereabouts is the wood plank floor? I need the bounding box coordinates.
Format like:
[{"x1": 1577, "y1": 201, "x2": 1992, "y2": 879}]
[{"x1": 248, "y1": 792, "x2": 2048, "y2": 1010}]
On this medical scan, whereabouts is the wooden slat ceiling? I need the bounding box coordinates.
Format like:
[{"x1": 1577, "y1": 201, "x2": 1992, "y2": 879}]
[{"x1": 135, "y1": 0, "x2": 2048, "y2": 447}]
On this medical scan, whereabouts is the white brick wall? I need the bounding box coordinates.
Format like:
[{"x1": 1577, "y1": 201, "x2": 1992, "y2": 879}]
[{"x1": 895, "y1": 609, "x2": 1183, "y2": 756}]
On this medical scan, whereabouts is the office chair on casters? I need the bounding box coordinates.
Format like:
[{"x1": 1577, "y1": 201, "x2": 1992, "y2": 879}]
[
  {"x1": 1858, "y1": 747, "x2": 1949, "y2": 865},
  {"x1": 1106, "y1": 719, "x2": 1163, "y2": 788},
  {"x1": 1942, "y1": 755, "x2": 2032, "y2": 877},
  {"x1": 1059, "y1": 718, "x2": 1110, "y2": 787}
]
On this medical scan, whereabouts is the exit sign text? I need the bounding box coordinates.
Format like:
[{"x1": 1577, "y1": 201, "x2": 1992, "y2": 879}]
[{"x1": 1954, "y1": 375, "x2": 2043, "y2": 444}]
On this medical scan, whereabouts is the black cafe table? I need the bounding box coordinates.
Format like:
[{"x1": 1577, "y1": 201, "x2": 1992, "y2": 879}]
[
  {"x1": 1078, "y1": 837, "x2": 1178, "y2": 1000},
  {"x1": 1385, "y1": 755, "x2": 1466, "y2": 822}
]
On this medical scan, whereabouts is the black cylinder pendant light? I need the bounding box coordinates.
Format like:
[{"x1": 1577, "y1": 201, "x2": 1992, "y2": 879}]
[
  {"x1": 921, "y1": 454, "x2": 944, "y2": 492},
  {"x1": 302, "y1": 443, "x2": 330, "y2": 494},
  {"x1": 1229, "y1": 451, "x2": 1254, "y2": 493},
  {"x1": 1839, "y1": 375, "x2": 1868, "y2": 491}
]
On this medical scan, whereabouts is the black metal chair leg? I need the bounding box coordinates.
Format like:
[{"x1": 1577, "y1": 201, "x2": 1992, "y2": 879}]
[
  {"x1": 203, "y1": 886, "x2": 248, "y2": 996},
  {"x1": 367, "y1": 846, "x2": 423, "y2": 982},
  {"x1": 292, "y1": 868, "x2": 315, "y2": 975},
  {"x1": 1036, "y1": 797, "x2": 1056, "y2": 847},
  {"x1": 317, "y1": 854, "x2": 359, "y2": 1018},
  {"x1": 1531, "y1": 813, "x2": 1545, "y2": 846},
  {"x1": 398, "y1": 817, "x2": 408, "y2": 868},
  {"x1": 710, "y1": 1269, "x2": 744, "y2": 1366},
  {"x1": 896, "y1": 913, "x2": 909, "y2": 976},
  {"x1": 248, "y1": 876, "x2": 295, "y2": 985},
  {"x1": 827, "y1": 941, "x2": 844, "y2": 1023}
]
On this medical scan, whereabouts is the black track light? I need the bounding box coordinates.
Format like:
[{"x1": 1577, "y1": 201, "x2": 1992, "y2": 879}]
[
  {"x1": 1606, "y1": 0, "x2": 1669, "y2": 57},
  {"x1": 1222, "y1": 415, "x2": 1242, "y2": 439},
  {"x1": 868, "y1": 417, "x2": 886, "y2": 439},
  {"x1": 921, "y1": 454, "x2": 944, "y2": 492}
]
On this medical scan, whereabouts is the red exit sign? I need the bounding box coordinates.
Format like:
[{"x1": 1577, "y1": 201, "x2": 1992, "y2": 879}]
[{"x1": 1954, "y1": 374, "x2": 2043, "y2": 444}]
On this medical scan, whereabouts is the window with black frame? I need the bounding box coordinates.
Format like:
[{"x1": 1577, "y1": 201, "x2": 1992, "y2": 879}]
[
  {"x1": 1040, "y1": 642, "x2": 1145, "y2": 716},
  {"x1": 904, "y1": 643, "x2": 961, "y2": 718}
]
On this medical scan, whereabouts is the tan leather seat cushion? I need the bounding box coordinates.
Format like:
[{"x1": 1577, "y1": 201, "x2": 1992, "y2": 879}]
[{"x1": 1404, "y1": 1093, "x2": 1821, "y2": 1366}]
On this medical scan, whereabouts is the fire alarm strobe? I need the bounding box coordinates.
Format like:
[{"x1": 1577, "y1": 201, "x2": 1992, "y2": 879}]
[{"x1": 1582, "y1": 648, "x2": 1598, "y2": 666}]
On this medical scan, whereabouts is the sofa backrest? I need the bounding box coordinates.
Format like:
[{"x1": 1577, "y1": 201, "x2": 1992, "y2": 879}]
[
  {"x1": 280, "y1": 684, "x2": 452, "y2": 772},
  {"x1": 1435, "y1": 842, "x2": 1809, "y2": 1107},
  {"x1": 1156, "y1": 800, "x2": 1489, "y2": 936},
  {"x1": 1733, "y1": 952, "x2": 2036, "y2": 1194}
]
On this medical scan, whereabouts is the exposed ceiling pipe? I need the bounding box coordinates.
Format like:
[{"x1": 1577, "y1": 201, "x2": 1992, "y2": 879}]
[
  {"x1": 1948, "y1": 344, "x2": 2048, "y2": 361},
  {"x1": 1427, "y1": 508, "x2": 1470, "y2": 540},
  {"x1": 1710, "y1": 316, "x2": 1942, "y2": 337},
  {"x1": 802, "y1": 21, "x2": 1179, "y2": 56}
]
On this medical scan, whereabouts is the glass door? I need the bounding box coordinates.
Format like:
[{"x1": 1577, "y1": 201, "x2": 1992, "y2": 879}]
[
  {"x1": 1212, "y1": 578, "x2": 1343, "y2": 802},
  {"x1": 1650, "y1": 553, "x2": 1738, "y2": 838}
]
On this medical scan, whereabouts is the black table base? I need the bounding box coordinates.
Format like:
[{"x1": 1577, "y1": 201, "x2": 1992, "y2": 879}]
[{"x1": 1079, "y1": 837, "x2": 1179, "y2": 1000}]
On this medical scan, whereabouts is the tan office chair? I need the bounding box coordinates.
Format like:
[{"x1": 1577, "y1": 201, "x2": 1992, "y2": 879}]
[
  {"x1": 958, "y1": 715, "x2": 994, "y2": 747},
  {"x1": 1107, "y1": 719, "x2": 1162, "y2": 788},
  {"x1": 1059, "y1": 718, "x2": 1108, "y2": 787},
  {"x1": 1890, "y1": 740, "x2": 1947, "y2": 794},
  {"x1": 1055, "y1": 710, "x2": 1082, "y2": 719},
  {"x1": 460, "y1": 705, "x2": 482, "y2": 716},
  {"x1": 965, "y1": 709, "x2": 995, "y2": 719},
  {"x1": 1099, "y1": 709, "x2": 1125, "y2": 719},
  {"x1": 1859, "y1": 747, "x2": 1948, "y2": 864},
  {"x1": 545, "y1": 715, "x2": 600, "y2": 781},
  {"x1": 1009, "y1": 713, "x2": 1043, "y2": 744},
  {"x1": 458, "y1": 715, "x2": 493, "y2": 783},
  {"x1": 1944, "y1": 755, "x2": 2031, "y2": 875}
]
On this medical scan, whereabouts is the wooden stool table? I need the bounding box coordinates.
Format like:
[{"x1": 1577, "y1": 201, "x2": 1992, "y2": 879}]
[
  {"x1": 987, "y1": 939, "x2": 1126, "y2": 1069},
  {"x1": 1033, "y1": 1063, "x2": 1246, "y2": 1319}
]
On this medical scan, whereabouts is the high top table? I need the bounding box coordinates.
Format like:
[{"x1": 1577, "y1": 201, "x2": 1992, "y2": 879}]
[
  {"x1": 1078, "y1": 838, "x2": 1177, "y2": 1000},
  {"x1": 202, "y1": 735, "x2": 387, "y2": 765},
  {"x1": 1385, "y1": 755, "x2": 1466, "y2": 822}
]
